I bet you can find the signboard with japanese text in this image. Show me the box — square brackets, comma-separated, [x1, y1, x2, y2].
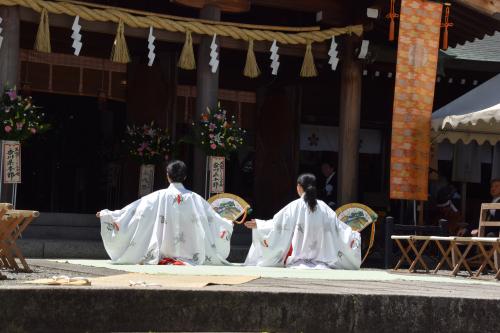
[138, 164, 155, 197]
[2, 141, 21, 184]
[209, 156, 225, 194]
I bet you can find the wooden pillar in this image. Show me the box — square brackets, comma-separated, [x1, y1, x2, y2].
[0, 6, 20, 90]
[193, 5, 221, 196]
[338, 35, 362, 205]
[0, 6, 20, 204]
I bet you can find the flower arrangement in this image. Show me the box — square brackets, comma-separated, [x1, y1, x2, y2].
[0, 86, 49, 141]
[123, 122, 172, 164]
[192, 102, 245, 158]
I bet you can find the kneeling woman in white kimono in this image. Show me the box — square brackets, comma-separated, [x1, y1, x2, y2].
[244, 174, 361, 269]
[97, 160, 233, 265]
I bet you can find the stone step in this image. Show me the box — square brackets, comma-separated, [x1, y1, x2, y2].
[23, 213, 252, 245]
[17, 239, 250, 263]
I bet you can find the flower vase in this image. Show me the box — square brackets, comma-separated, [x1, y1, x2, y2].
[138, 164, 155, 197]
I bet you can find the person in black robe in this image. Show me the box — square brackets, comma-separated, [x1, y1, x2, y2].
[319, 161, 337, 210]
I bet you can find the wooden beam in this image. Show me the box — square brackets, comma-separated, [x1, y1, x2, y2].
[251, 0, 343, 13]
[251, 0, 347, 25]
[172, 0, 250, 13]
[455, 0, 500, 18]
[19, 7, 328, 58]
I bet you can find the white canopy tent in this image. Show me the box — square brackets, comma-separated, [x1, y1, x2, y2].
[431, 73, 500, 219]
[432, 74, 500, 145]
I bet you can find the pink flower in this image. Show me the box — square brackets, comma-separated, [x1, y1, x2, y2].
[209, 123, 216, 130]
[137, 142, 149, 152]
[4, 125, 12, 133]
[30, 128, 37, 134]
[209, 134, 214, 139]
[7, 89, 17, 101]
[16, 122, 24, 130]
[210, 143, 217, 150]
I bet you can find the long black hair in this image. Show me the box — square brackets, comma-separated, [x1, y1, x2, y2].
[297, 173, 318, 212]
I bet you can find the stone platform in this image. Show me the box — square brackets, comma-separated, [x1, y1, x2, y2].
[1, 259, 499, 333]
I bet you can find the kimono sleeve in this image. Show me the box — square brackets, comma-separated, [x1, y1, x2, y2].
[202, 198, 234, 261]
[245, 204, 295, 266]
[325, 207, 362, 269]
[98, 198, 143, 262]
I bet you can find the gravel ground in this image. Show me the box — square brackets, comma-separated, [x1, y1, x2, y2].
[0, 259, 125, 285]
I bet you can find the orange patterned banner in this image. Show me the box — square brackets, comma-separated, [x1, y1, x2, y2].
[390, 0, 443, 201]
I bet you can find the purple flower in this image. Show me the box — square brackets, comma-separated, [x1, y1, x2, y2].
[7, 89, 17, 101]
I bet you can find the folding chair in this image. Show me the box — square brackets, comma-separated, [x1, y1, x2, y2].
[0, 210, 39, 272]
[469, 203, 500, 275]
[0, 203, 14, 271]
[391, 235, 431, 273]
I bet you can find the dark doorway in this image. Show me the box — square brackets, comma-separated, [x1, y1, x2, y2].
[17, 93, 126, 213]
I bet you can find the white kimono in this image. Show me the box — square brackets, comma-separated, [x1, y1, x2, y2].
[245, 198, 361, 269]
[99, 183, 233, 265]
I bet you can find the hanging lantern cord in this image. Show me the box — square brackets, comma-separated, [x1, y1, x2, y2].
[386, 0, 399, 41]
[441, 3, 454, 50]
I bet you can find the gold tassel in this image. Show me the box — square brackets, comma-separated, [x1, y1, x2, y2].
[243, 40, 260, 78]
[300, 42, 317, 78]
[110, 21, 130, 63]
[178, 31, 196, 70]
[34, 8, 51, 53]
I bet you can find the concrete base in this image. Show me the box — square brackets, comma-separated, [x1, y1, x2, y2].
[0, 287, 498, 332]
[1, 260, 500, 332]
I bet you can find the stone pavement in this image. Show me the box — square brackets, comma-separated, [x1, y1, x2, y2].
[1, 259, 499, 332]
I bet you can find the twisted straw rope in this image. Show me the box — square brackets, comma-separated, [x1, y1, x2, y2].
[0, 0, 363, 44]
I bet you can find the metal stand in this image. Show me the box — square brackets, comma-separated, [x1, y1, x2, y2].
[204, 156, 209, 199]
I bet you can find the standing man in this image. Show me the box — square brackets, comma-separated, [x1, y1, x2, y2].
[320, 161, 337, 210]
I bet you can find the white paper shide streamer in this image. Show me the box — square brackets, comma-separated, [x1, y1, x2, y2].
[270, 40, 280, 75]
[328, 36, 339, 71]
[71, 16, 82, 56]
[209, 34, 219, 73]
[358, 40, 370, 59]
[147, 27, 156, 67]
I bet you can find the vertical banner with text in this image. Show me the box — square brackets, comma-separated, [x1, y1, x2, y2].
[2, 141, 22, 184]
[138, 164, 155, 197]
[390, 0, 443, 200]
[209, 156, 225, 194]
